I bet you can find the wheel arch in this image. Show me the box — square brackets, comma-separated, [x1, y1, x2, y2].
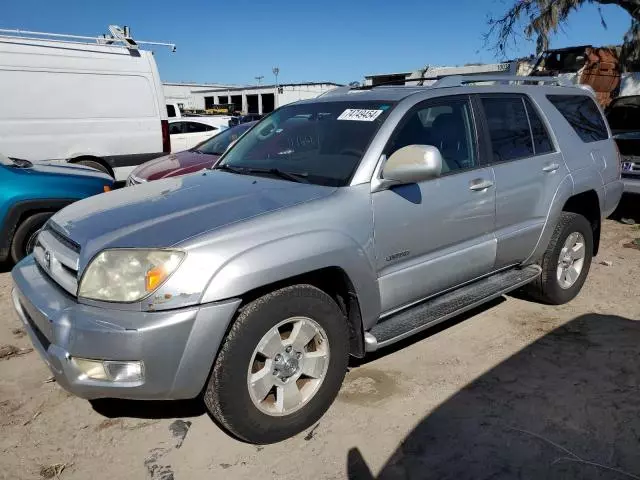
[199, 231, 380, 358]
[68, 155, 114, 178]
[0, 199, 74, 260]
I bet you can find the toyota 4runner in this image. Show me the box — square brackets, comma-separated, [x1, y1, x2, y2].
[11, 76, 623, 444]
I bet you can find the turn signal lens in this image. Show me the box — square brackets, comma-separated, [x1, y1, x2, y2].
[103, 185, 112, 192]
[146, 265, 168, 292]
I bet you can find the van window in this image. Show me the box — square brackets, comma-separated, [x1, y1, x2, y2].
[523, 98, 554, 155]
[0, 71, 157, 119]
[481, 97, 533, 162]
[167, 105, 176, 118]
[547, 95, 608, 142]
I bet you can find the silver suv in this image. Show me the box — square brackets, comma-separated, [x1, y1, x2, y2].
[11, 76, 623, 444]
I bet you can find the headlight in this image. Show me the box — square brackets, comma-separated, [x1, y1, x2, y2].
[78, 249, 184, 302]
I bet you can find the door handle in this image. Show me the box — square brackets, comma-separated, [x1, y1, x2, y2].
[542, 163, 560, 173]
[469, 179, 494, 191]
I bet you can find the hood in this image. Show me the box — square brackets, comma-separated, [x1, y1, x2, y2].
[2, 158, 112, 182]
[50, 171, 336, 266]
[131, 151, 220, 181]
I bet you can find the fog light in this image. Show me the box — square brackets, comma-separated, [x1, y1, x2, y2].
[73, 358, 143, 382]
[104, 361, 144, 382]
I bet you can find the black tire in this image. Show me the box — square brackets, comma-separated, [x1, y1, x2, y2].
[204, 284, 349, 444]
[10, 212, 53, 263]
[76, 159, 111, 176]
[525, 212, 593, 305]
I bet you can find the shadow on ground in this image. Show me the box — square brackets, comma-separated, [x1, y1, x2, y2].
[90, 397, 206, 419]
[348, 313, 640, 480]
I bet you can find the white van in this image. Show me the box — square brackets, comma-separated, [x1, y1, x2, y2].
[0, 27, 173, 180]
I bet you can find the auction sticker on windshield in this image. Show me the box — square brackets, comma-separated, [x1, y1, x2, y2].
[338, 109, 384, 121]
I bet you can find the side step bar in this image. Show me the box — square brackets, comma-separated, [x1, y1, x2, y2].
[365, 265, 541, 352]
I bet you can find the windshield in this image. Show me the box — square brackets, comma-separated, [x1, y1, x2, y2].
[607, 96, 640, 132]
[195, 123, 254, 155]
[218, 100, 396, 186]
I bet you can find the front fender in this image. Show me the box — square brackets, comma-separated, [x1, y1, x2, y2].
[200, 230, 381, 327]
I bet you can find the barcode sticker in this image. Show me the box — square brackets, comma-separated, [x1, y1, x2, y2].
[337, 109, 384, 122]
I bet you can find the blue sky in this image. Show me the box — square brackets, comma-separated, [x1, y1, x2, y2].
[2, 0, 634, 85]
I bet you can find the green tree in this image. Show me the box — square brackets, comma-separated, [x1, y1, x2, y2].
[487, 0, 640, 65]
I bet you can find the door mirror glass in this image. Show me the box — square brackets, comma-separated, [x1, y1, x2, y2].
[382, 145, 443, 184]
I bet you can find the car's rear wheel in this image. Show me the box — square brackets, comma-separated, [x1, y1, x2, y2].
[203, 285, 349, 444]
[76, 159, 111, 177]
[525, 212, 593, 304]
[10, 212, 53, 263]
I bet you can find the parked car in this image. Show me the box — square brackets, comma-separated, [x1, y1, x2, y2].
[11, 77, 622, 444]
[0, 153, 112, 264]
[127, 122, 256, 184]
[0, 26, 172, 181]
[168, 118, 228, 153]
[229, 113, 263, 127]
[605, 95, 640, 195]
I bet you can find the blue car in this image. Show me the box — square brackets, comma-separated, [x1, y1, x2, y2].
[0, 154, 113, 263]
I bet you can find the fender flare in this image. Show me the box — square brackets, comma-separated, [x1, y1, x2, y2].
[200, 230, 381, 328]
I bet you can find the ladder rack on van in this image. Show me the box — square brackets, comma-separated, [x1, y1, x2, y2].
[0, 25, 176, 52]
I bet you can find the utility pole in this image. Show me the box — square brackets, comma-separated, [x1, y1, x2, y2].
[255, 75, 264, 85]
[272, 67, 279, 107]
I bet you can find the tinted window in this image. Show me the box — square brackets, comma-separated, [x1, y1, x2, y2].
[186, 122, 215, 133]
[220, 101, 396, 187]
[167, 104, 176, 118]
[482, 97, 533, 162]
[169, 122, 184, 134]
[524, 98, 554, 155]
[606, 96, 640, 132]
[547, 95, 608, 142]
[388, 98, 476, 173]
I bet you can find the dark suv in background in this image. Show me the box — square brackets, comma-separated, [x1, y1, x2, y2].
[606, 95, 640, 195]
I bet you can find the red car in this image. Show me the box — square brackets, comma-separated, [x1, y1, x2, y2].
[126, 121, 256, 185]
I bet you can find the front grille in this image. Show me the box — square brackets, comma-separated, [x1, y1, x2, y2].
[33, 227, 80, 296]
[47, 224, 80, 252]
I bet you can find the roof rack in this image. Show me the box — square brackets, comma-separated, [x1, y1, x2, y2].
[0, 25, 176, 52]
[431, 75, 571, 88]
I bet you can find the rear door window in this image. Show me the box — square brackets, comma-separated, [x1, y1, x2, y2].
[481, 97, 533, 162]
[167, 104, 176, 118]
[185, 122, 215, 133]
[523, 98, 554, 155]
[547, 95, 608, 142]
[169, 122, 185, 134]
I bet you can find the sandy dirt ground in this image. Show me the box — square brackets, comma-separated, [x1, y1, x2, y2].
[0, 216, 639, 480]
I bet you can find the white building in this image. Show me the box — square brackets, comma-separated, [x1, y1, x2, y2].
[192, 82, 342, 115]
[162, 82, 237, 110]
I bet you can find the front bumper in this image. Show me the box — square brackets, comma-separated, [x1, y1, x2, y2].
[11, 256, 241, 400]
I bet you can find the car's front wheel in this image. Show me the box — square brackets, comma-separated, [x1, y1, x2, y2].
[204, 285, 349, 444]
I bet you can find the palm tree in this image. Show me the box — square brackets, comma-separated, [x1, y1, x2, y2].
[487, 0, 640, 67]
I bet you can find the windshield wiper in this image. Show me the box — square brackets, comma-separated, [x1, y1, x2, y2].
[244, 167, 309, 183]
[213, 164, 309, 183]
[213, 164, 246, 174]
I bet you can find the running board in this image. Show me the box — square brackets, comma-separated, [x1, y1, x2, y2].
[365, 265, 541, 352]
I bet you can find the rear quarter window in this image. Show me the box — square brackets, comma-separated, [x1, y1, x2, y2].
[547, 95, 608, 142]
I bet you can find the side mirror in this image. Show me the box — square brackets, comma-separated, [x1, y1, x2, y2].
[382, 145, 443, 185]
